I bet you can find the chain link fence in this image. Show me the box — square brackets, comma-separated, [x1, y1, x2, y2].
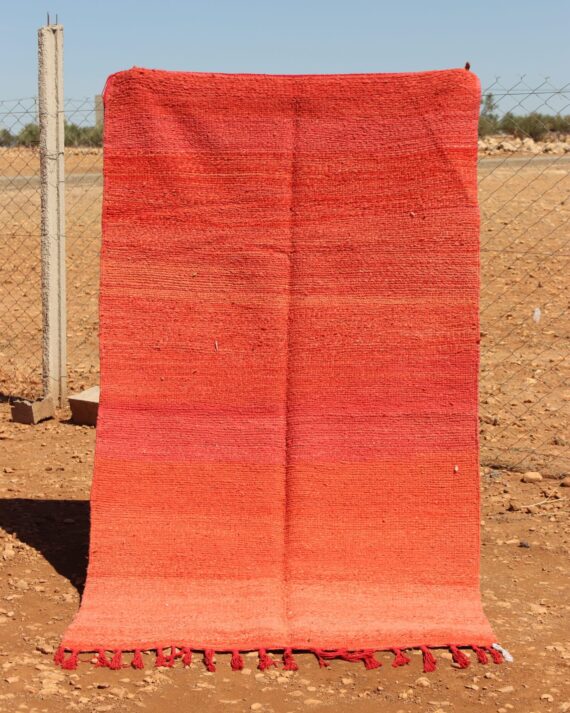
[477, 78, 569, 478]
[0, 97, 42, 399]
[63, 98, 102, 396]
[0, 78, 568, 478]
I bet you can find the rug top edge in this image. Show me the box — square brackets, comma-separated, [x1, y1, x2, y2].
[104, 65, 477, 85]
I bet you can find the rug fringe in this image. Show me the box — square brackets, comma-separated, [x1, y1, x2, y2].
[230, 650, 244, 671]
[486, 645, 504, 664]
[180, 646, 193, 667]
[95, 648, 110, 668]
[203, 649, 216, 672]
[449, 644, 470, 668]
[258, 648, 278, 670]
[54, 646, 79, 670]
[471, 644, 489, 664]
[53, 644, 506, 671]
[132, 649, 144, 669]
[109, 649, 123, 670]
[420, 646, 437, 672]
[391, 648, 411, 667]
[492, 643, 513, 663]
[283, 647, 299, 671]
[313, 648, 382, 669]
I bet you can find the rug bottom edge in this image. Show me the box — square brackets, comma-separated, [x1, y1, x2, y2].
[54, 642, 511, 671]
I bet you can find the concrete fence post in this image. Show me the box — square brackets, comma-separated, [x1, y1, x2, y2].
[38, 24, 66, 406]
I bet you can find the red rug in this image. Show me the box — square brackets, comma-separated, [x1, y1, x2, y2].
[57, 67, 504, 672]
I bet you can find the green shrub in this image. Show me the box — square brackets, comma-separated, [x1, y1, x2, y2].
[16, 123, 40, 147]
[0, 128, 14, 147]
[478, 91, 570, 141]
[479, 93, 499, 137]
[497, 112, 570, 141]
[65, 122, 102, 147]
[499, 112, 547, 141]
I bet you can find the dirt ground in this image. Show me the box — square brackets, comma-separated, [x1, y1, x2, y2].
[0, 404, 568, 712]
[0, 146, 569, 711]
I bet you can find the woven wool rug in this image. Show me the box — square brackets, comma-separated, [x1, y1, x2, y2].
[56, 67, 506, 673]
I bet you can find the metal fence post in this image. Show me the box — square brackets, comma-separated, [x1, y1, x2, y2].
[38, 24, 66, 406]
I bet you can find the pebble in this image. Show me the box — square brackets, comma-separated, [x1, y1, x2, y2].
[529, 603, 547, 614]
[541, 693, 554, 702]
[561, 477, 570, 488]
[250, 704, 263, 711]
[341, 677, 354, 686]
[498, 685, 514, 693]
[109, 686, 127, 698]
[40, 684, 61, 696]
[304, 699, 322, 706]
[415, 677, 431, 687]
[521, 472, 542, 483]
[35, 640, 54, 654]
[2, 546, 15, 560]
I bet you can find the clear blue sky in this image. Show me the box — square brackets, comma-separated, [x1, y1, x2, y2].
[2, 0, 569, 100]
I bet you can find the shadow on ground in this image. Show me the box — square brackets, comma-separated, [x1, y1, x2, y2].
[0, 498, 89, 593]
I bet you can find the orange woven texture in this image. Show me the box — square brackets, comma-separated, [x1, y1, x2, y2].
[62, 68, 496, 653]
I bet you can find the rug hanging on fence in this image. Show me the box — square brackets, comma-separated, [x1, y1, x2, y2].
[56, 67, 507, 673]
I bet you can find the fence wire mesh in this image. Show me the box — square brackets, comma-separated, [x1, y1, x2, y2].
[478, 78, 569, 478]
[63, 97, 102, 396]
[0, 97, 42, 399]
[0, 79, 568, 479]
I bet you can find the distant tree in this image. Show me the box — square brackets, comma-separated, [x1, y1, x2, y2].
[0, 128, 14, 147]
[65, 121, 102, 147]
[478, 93, 499, 137]
[16, 123, 40, 147]
[549, 114, 570, 133]
[499, 112, 547, 142]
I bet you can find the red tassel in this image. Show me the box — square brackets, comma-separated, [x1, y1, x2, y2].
[471, 645, 488, 664]
[157, 645, 179, 667]
[362, 650, 381, 670]
[131, 649, 144, 669]
[180, 647, 192, 667]
[204, 649, 216, 672]
[420, 646, 436, 673]
[109, 650, 122, 670]
[230, 650, 244, 671]
[258, 648, 277, 671]
[486, 646, 503, 664]
[392, 648, 411, 667]
[450, 645, 470, 669]
[313, 650, 331, 668]
[283, 648, 299, 671]
[54, 646, 66, 666]
[95, 649, 110, 668]
[61, 649, 79, 670]
[155, 647, 168, 667]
